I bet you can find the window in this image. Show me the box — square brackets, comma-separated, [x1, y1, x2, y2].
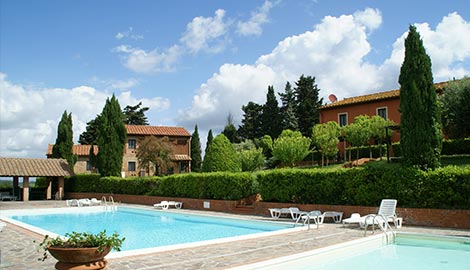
[86, 161, 93, 171]
[128, 139, 137, 149]
[338, 113, 348, 127]
[180, 162, 188, 173]
[128, 161, 136, 172]
[377, 107, 387, 119]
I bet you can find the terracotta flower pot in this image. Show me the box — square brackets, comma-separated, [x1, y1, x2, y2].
[47, 246, 111, 270]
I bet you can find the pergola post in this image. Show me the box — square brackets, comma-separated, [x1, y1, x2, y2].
[13, 176, 19, 199]
[58, 176, 65, 200]
[22, 176, 30, 201]
[46, 177, 52, 200]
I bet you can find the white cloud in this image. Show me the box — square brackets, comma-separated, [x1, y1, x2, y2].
[237, 0, 274, 36]
[178, 10, 470, 133]
[180, 9, 229, 54]
[0, 73, 170, 158]
[115, 27, 143, 40]
[353, 8, 382, 32]
[113, 44, 183, 73]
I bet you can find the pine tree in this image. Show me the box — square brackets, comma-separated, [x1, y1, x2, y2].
[123, 102, 149, 125]
[294, 75, 323, 137]
[279, 81, 298, 131]
[96, 95, 127, 176]
[222, 113, 240, 143]
[399, 25, 442, 169]
[52, 110, 77, 168]
[190, 125, 202, 172]
[78, 116, 101, 145]
[238, 101, 263, 140]
[261, 86, 282, 139]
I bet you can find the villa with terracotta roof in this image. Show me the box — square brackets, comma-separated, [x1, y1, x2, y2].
[318, 80, 451, 156]
[47, 125, 191, 176]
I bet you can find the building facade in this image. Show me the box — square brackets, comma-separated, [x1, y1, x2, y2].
[47, 125, 191, 177]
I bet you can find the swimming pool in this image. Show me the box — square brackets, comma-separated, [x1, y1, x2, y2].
[228, 233, 470, 270]
[0, 206, 295, 257]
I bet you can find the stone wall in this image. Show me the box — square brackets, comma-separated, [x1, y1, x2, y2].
[67, 192, 470, 229]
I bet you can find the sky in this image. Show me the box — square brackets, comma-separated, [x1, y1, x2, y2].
[1, 0, 469, 159]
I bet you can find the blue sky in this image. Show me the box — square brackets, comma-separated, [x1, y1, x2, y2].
[1, 0, 469, 158]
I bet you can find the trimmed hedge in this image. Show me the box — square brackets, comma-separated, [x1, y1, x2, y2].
[393, 138, 470, 157]
[69, 165, 470, 209]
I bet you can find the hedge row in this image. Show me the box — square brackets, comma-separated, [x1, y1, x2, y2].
[393, 138, 470, 157]
[68, 165, 470, 209]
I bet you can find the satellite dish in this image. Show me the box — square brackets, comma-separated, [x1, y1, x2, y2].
[329, 94, 338, 103]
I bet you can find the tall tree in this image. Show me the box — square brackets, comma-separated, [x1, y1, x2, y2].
[190, 125, 202, 172]
[294, 75, 323, 137]
[399, 25, 442, 169]
[78, 116, 100, 145]
[136, 136, 172, 176]
[222, 113, 240, 143]
[202, 134, 241, 172]
[96, 95, 127, 176]
[205, 129, 214, 154]
[122, 102, 149, 125]
[238, 101, 263, 140]
[279, 81, 298, 131]
[439, 77, 470, 139]
[52, 110, 77, 168]
[261, 86, 282, 139]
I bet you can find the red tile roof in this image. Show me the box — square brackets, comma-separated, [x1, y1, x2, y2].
[320, 80, 450, 110]
[126, 125, 191, 137]
[0, 157, 74, 177]
[46, 144, 98, 157]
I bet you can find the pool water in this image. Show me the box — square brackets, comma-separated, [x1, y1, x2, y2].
[6, 207, 291, 251]
[310, 235, 470, 270]
[230, 233, 470, 270]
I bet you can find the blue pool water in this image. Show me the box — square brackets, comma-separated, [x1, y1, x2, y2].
[237, 233, 470, 270]
[7, 207, 291, 251]
[310, 235, 470, 270]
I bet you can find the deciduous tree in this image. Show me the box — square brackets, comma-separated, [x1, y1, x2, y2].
[312, 122, 340, 166]
[136, 136, 172, 176]
[272, 129, 311, 167]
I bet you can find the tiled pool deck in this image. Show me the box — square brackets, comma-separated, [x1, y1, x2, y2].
[1, 201, 469, 269]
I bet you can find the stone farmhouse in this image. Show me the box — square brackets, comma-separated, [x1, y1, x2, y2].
[47, 125, 191, 177]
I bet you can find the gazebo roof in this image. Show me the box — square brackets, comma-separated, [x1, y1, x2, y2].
[0, 157, 74, 177]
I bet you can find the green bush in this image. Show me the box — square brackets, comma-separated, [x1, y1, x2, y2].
[441, 138, 470, 155]
[68, 165, 470, 209]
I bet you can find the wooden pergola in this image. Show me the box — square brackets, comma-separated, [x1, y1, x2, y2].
[0, 157, 74, 201]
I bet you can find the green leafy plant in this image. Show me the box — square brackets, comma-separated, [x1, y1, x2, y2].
[36, 230, 125, 261]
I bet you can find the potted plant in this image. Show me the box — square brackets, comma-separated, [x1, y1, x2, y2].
[36, 230, 125, 270]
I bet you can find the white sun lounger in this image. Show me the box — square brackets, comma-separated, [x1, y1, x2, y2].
[154, 200, 183, 210]
[269, 207, 302, 220]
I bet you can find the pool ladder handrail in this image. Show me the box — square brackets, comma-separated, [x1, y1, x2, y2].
[363, 214, 396, 244]
[102, 195, 117, 211]
[294, 212, 320, 230]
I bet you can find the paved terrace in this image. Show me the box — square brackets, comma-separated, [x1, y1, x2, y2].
[1, 201, 469, 270]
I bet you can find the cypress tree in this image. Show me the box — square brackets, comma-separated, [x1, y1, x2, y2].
[205, 129, 214, 154]
[52, 110, 77, 168]
[279, 81, 298, 131]
[399, 25, 442, 169]
[261, 86, 282, 139]
[96, 95, 127, 176]
[294, 75, 323, 137]
[190, 125, 202, 172]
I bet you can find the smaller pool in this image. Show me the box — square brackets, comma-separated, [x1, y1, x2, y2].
[1, 206, 295, 256]
[229, 233, 470, 270]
